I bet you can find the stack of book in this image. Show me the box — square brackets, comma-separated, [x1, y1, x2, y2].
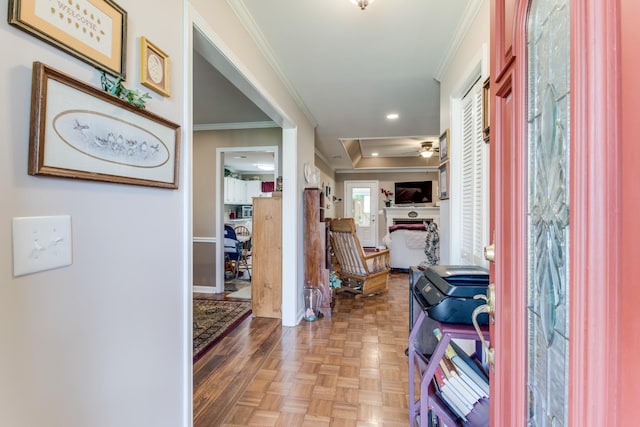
[430, 328, 490, 424]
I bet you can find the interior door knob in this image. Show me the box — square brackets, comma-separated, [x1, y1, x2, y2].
[484, 243, 495, 262]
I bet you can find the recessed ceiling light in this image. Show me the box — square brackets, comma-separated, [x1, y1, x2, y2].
[371, 152, 379, 156]
[255, 164, 274, 171]
[386, 113, 399, 120]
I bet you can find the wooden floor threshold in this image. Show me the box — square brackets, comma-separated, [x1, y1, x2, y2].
[193, 316, 282, 426]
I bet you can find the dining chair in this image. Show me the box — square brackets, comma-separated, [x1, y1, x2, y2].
[224, 224, 241, 279]
[234, 225, 252, 279]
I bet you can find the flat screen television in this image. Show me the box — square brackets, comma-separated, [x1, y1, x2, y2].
[394, 181, 433, 205]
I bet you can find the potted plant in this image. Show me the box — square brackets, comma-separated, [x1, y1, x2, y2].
[381, 188, 393, 207]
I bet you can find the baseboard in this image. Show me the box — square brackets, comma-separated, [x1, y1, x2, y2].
[193, 285, 217, 294]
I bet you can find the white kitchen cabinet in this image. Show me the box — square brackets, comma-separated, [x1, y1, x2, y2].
[245, 180, 262, 203]
[224, 177, 247, 204]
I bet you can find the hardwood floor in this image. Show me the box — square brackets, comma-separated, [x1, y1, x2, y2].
[193, 272, 412, 426]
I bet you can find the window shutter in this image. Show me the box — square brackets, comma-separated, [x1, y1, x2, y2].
[460, 78, 485, 265]
[472, 87, 485, 265]
[461, 93, 474, 263]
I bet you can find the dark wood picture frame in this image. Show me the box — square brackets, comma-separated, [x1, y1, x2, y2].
[29, 61, 181, 189]
[8, 0, 127, 78]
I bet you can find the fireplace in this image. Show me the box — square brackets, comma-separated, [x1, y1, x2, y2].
[384, 206, 440, 229]
[393, 218, 434, 225]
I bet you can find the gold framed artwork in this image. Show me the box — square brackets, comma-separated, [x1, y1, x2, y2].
[29, 62, 181, 189]
[8, 0, 127, 78]
[140, 37, 170, 97]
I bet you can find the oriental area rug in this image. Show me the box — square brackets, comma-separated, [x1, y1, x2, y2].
[193, 299, 252, 362]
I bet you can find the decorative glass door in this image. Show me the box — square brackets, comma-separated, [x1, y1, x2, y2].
[526, 0, 570, 425]
[344, 180, 378, 247]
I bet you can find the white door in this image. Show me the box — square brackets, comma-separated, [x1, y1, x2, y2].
[344, 180, 378, 247]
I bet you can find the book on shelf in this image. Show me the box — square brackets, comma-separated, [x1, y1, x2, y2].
[449, 367, 484, 404]
[450, 339, 490, 382]
[440, 358, 477, 408]
[437, 361, 476, 414]
[433, 328, 490, 396]
[434, 389, 469, 423]
[433, 364, 473, 418]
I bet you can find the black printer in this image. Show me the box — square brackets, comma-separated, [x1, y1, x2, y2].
[413, 265, 490, 325]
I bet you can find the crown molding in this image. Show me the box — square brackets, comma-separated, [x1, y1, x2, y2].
[313, 149, 336, 171]
[434, 0, 484, 82]
[193, 121, 279, 131]
[335, 167, 439, 174]
[228, 0, 318, 128]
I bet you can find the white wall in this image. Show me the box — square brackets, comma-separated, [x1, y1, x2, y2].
[0, 1, 188, 426]
[189, 0, 317, 326]
[437, 0, 490, 264]
[1, 0, 318, 425]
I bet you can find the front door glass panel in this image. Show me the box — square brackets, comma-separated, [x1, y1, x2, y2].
[351, 187, 371, 228]
[526, 0, 570, 425]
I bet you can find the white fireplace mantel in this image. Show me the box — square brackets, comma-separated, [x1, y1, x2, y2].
[383, 206, 440, 228]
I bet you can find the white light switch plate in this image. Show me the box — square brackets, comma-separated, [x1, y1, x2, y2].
[12, 215, 73, 276]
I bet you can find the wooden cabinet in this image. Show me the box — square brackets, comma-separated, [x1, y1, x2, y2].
[303, 188, 331, 315]
[251, 196, 282, 318]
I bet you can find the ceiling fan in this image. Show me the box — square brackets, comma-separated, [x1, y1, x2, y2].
[417, 141, 439, 158]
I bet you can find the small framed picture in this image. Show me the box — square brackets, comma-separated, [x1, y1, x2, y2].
[140, 37, 170, 96]
[439, 129, 450, 162]
[439, 162, 449, 200]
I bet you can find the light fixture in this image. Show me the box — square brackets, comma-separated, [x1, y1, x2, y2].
[418, 142, 438, 158]
[350, 0, 375, 10]
[386, 113, 399, 120]
[256, 163, 274, 171]
[371, 152, 379, 156]
[419, 148, 434, 158]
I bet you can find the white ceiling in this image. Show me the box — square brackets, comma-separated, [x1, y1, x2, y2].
[193, 0, 479, 171]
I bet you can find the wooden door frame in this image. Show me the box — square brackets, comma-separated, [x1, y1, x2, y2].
[490, 0, 621, 425]
[619, 2, 640, 424]
[569, 0, 620, 425]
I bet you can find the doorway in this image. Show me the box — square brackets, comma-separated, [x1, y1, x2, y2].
[344, 180, 380, 247]
[216, 146, 279, 295]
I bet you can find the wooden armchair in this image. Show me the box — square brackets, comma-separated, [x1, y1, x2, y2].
[329, 218, 390, 296]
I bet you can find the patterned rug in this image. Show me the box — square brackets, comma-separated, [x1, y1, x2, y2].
[193, 299, 252, 362]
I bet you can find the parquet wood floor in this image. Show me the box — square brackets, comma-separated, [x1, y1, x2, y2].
[193, 272, 411, 427]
